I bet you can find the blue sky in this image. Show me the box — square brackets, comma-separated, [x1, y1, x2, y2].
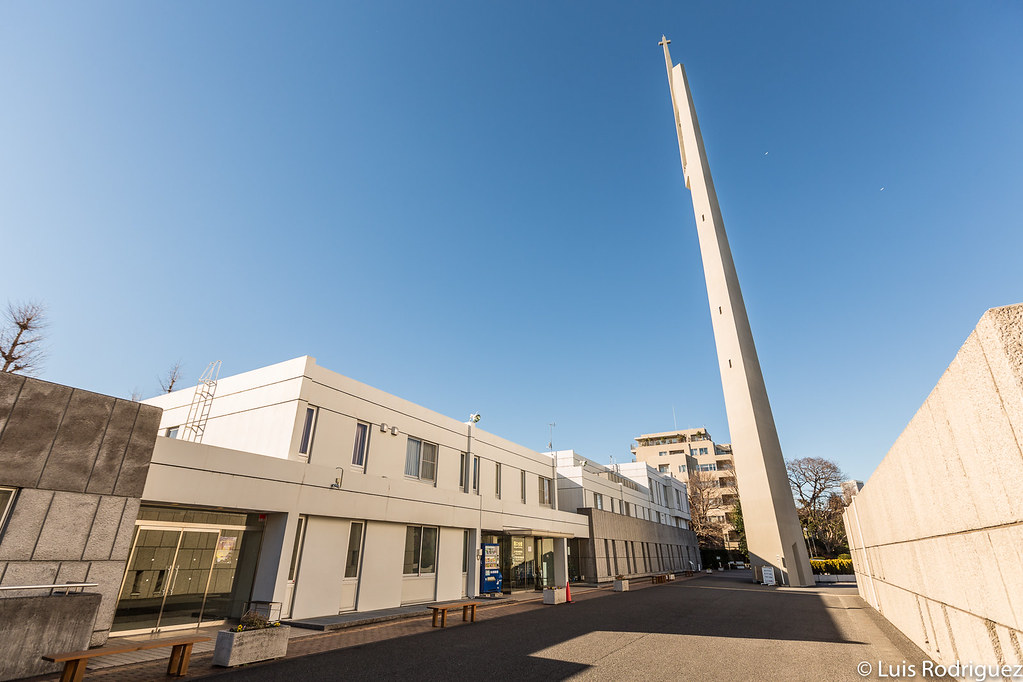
[2, 2, 1021, 482]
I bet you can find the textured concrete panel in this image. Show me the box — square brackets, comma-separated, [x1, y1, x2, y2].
[55, 561, 91, 585]
[0, 380, 71, 487]
[83, 496, 127, 561]
[111, 498, 141, 559]
[37, 391, 116, 493]
[0, 561, 60, 592]
[33, 492, 99, 561]
[86, 400, 139, 495]
[845, 304, 1023, 671]
[0, 593, 101, 680]
[0, 489, 53, 561]
[112, 404, 161, 498]
[0, 372, 26, 437]
[85, 560, 130, 638]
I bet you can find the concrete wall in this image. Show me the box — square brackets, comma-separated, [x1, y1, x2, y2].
[844, 304, 1023, 670]
[0, 593, 101, 680]
[0, 373, 161, 647]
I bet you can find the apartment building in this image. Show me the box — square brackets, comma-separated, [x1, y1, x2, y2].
[632, 428, 741, 550]
[111, 357, 588, 636]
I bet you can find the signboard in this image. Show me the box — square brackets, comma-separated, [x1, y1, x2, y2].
[761, 566, 776, 586]
[480, 543, 503, 594]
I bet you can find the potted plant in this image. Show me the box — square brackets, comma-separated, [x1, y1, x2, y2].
[542, 585, 567, 605]
[613, 575, 629, 592]
[213, 610, 290, 667]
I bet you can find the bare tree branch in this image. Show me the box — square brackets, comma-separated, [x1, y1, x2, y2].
[787, 456, 848, 557]
[158, 361, 184, 393]
[0, 301, 47, 375]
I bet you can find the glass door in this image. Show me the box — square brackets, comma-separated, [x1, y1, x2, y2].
[113, 527, 221, 634]
[158, 530, 219, 629]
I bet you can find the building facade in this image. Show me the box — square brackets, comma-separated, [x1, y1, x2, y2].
[112, 357, 588, 636]
[632, 429, 741, 550]
[554, 451, 700, 582]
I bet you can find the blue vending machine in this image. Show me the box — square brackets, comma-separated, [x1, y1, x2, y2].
[480, 543, 503, 595]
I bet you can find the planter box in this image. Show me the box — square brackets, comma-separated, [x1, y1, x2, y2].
[543, 588, 567, 605]
[213, 625, 290, 667]
[613, 579, 629, 592]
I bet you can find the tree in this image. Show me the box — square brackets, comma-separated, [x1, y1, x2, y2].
[787, 456, 849, 558]
[159, 361, 184, 393]
[727, 498, 748, 556]
[687, 470, 732, 548]
[0, 301, 47, 375]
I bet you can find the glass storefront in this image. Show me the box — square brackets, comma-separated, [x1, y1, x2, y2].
[482, 533, 557, 592]
[111, 506, 263, 635]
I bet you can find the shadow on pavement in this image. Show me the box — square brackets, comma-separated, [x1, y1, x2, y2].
[206, 571, 864, 681]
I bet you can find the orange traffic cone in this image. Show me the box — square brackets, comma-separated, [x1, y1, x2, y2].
[566, 580, 573, 604]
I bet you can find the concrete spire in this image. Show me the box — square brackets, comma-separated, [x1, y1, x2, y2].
[659, 38, 813, 586]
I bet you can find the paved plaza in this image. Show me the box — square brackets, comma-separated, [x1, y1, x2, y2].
[34, 571, 932, 682]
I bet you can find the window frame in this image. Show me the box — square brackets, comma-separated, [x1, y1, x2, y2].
[471, 455, 480, 494]
[495, 463, 501, 499]
[593, 492, 603, 510]
[521, 470, 527, 503]
[298, 406, 318, 457]
[164, 426, 179, 439]
[344, 521, 365, 578]
[403, 525, 439, 576]
[405, 437, 438, 483]
[352, 422, 370, 468]
[538, 476, 552, 507]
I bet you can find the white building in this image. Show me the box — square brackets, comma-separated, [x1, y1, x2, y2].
[554, 451, 700, 582]
[112, 357, 587, 635]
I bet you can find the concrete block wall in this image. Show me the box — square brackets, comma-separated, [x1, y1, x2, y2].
[584, 509, 699, 582]
[844, 304, 1023, 670]
[0, 373, 162, 646]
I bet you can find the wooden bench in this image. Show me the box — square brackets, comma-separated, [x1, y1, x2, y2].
[430, 602, 480, 628]
[43, 634, 210, 682]
[652, 574, 669, 584]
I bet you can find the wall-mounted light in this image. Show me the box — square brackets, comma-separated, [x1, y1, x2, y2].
[379, 423, 388, 432]
[390, 426, 399, 436]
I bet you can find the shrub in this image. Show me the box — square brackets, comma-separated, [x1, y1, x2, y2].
[810, 559, 854, 575]
[837, 553, 851, 561]
[236, 610, 281, 631]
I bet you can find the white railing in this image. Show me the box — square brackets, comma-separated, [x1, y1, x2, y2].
[0, 583, 98, 596]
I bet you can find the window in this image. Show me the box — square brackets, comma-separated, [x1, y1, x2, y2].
[623, 501, 630, 516]
[299, 407, 318, 456]
[538, 476, 552, 506]
[658, 451, 667, 457]
[521, 470, 527, 503]
[344, 522, 364, 578]
[352, 422, 370, 467]
[658, 464, 669, 473]
[495, 463, 502, 499]
[0, 487, 16, 535]
[678, 464, 687, 473]
[593, 492, 603, 510]
[405, 438, 437, 482]
[459, 453, 468, 492]
[472, 455, 480, 494]
[700, 447, 709, 456]
[164, 427, 179, 439]
[403, 525, 438, 575]
[288, 516, 307, 582]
